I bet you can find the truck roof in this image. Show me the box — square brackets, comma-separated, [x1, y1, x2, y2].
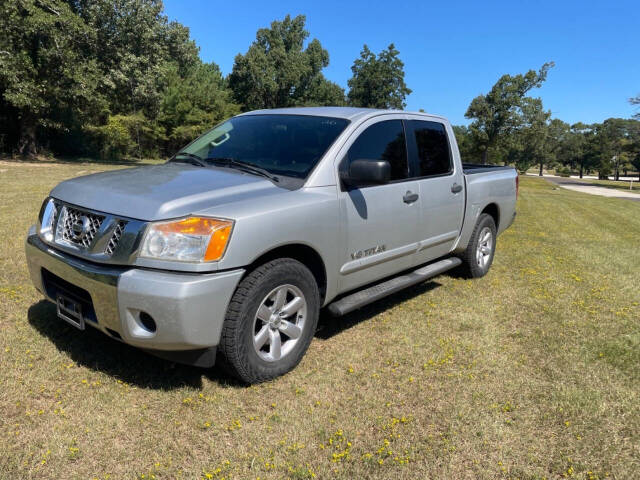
[238, 106, 447, 123]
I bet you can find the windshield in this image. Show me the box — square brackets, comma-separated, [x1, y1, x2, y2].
[177, 114, 350, 179]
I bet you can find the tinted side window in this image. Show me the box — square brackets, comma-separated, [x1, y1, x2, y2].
[347, 120, 408, 181]
[411, 121, 452, 177]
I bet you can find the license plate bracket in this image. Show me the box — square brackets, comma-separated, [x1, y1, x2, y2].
[56, 293, 85, 330]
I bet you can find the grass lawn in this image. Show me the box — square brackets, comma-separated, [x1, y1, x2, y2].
[1, 160, 638, 479]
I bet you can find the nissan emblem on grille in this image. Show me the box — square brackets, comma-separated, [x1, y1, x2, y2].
[51, 202, 130, 257]
[71, 216, 91, 241]
[57, 205, 105, 248]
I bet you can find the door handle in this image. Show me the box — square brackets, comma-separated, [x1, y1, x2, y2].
[403, 191, 419, 204]
[451, 183, 463, 194]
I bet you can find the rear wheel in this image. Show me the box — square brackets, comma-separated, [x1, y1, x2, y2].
[460, 213, 497, 278]
[218, 258, 319, 383]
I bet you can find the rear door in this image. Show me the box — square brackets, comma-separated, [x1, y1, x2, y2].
[336, 117, 420, 293]
[406, 118, 465, 264]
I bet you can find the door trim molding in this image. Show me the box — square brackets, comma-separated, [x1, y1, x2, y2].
[340, 242, 417, 275]
[339, 230, 460, 276]
[417, 230, 459, 252]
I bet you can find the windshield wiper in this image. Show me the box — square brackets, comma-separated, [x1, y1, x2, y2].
[206, 157, 280, 183]
[170, 152, 208, 168]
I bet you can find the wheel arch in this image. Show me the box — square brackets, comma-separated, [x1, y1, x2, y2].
[480, 203, 500, 230]
[245, 243, 328, 304]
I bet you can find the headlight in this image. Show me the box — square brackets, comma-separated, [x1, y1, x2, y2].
[140, 217, 233, 263]
[38, 198, 57, 242]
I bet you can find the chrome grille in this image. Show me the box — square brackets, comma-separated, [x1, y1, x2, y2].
[105, 221, 127, 255]
[44, 199, 143, 264]
[50, 201, 59, 222]
[58, 206, 105, 248]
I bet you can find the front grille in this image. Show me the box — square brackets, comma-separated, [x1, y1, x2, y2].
[105, 220, 127, 255]
[58, 205, 104, 248]
[45, 199, 142, 262]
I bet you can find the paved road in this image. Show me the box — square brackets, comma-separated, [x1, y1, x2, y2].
[540, 175, 640, 202]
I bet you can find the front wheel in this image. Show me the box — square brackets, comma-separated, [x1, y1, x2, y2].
[218, 258, 319, 383]
[460, 213, 497, 278]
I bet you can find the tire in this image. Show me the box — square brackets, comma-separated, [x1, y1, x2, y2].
[218, 258, 320, 383]
[460, 213, 497, 278]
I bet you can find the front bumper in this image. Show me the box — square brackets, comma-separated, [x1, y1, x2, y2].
[25, 232, 244, 358]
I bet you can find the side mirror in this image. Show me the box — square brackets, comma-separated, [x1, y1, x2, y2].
[344, 159, 391, 187]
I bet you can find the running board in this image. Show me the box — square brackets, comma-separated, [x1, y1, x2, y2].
[326, 257, 462, 317]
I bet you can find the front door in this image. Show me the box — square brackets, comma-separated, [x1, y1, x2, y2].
[337, 118, 420, 293]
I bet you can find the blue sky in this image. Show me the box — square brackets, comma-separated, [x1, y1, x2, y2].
[163, 0, 640, 125]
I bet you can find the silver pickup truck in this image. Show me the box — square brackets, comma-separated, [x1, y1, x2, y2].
[25, 107, 517, 383]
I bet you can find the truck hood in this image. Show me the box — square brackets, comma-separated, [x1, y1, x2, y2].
[50, 163, 283, 221]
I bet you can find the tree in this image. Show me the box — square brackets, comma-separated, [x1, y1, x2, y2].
[0, 0, 102, 156]
[595, 119, 635, 180]
[626, 97, 640, 179]
[159, 62, 240, 152]
[347, 44, 411, 109]
[86, 112, 165, 159]
[631, 94, 640, 120]
[228, 15, 344, 110]
[453, 125, 483, 162]
[625, 120, 640, 180]
[293, 75, 346, 107]
[629, 150, 640, 181]
[574, 119, 631, 180]
[0, 0, 207, 157]
[501, 98, 553, 174]
[73, 0, 200, 118]
[544, 118, 571, 175]
[464, 63, 554, 164]
[560, 123, 592, 178]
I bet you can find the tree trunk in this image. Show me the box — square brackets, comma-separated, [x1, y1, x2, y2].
[18, 115, 38, 157]
[539, 161, 543, 176]
[481, 149, 488, 165]
[579, 161, 583, 178]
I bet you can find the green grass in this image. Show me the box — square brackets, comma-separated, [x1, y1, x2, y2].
[1, 160, 639, 479]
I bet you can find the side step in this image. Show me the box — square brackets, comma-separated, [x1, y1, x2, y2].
[326, 257, 462, 317]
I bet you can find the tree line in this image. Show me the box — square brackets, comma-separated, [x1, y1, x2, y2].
[0, 3, 409, 159]
[458, 63, 640, 179]
[1, 1, 639, 179]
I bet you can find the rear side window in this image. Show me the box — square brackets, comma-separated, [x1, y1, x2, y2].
[347, 120, 408, 181]
[410, 120, 452, 177]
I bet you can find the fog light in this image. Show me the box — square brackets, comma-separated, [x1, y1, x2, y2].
[138, 312, 157, 333]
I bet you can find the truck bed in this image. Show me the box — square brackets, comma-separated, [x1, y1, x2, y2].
[456, 162, 518, 252]
[463, 163, 515, 174]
